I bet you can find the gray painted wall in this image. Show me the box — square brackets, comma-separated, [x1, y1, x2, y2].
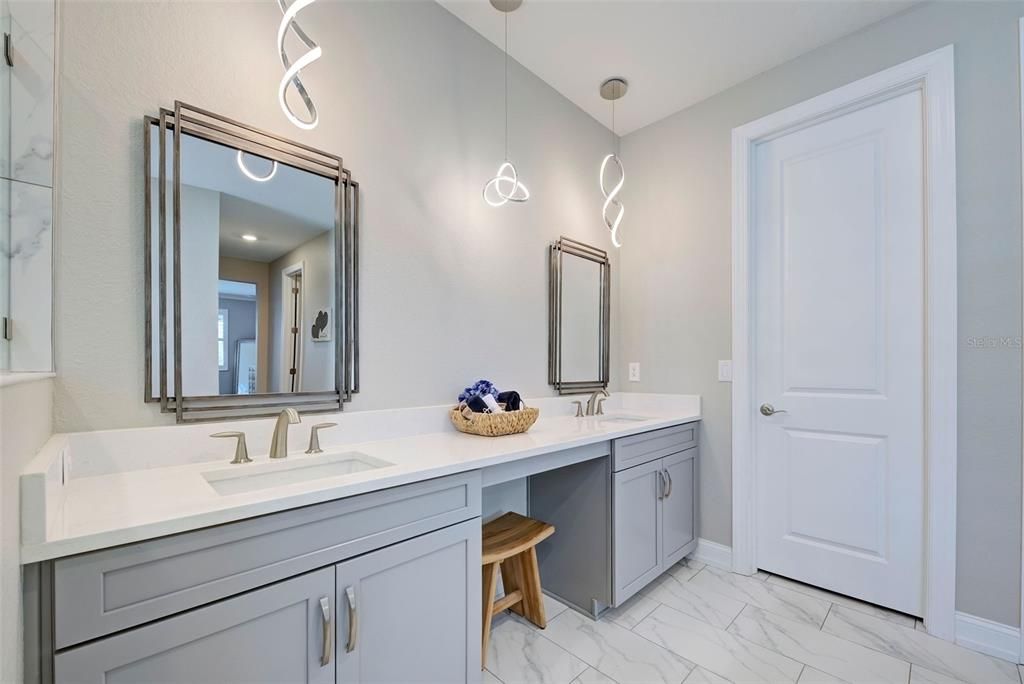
[619, 0, 1024, 625]
[54, 0, 621, 431]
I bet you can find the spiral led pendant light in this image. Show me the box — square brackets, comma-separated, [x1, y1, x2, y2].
[483, 0, 529, 206]
[277, 0, 321, 130]
[600, 78, 627, 247]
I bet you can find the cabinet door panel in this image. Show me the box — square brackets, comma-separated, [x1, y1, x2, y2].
[336, 518, 481, 683]
[54, 567, 334, 684]
[662, 449, 697, 566]
[613, 459, 662, 605]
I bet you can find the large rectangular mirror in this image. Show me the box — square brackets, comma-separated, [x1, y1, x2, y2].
[145, 102, 358, 422]
[549, 237, 610, 394]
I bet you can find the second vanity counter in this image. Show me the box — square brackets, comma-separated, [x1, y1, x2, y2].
[21, 393, 701, 563]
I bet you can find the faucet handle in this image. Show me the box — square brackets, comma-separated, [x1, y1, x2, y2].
[211, 431, 252, 464]
[596, 397, 607, 415]
[306, 422, 338, 454]
[571, 400, 584, 418]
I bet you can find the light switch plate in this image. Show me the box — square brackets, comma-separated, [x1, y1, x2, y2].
[718, 360, 733, 382]
[628, 362, 640, 382]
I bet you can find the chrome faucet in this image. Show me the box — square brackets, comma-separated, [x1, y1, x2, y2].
[585, 389, 610, 416]
[269, 408, 301, 459]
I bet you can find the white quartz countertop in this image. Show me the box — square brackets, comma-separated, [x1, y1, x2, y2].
[21, 395, 700, 563]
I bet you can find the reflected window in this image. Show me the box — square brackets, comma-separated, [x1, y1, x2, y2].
[217, 309, 228, 371]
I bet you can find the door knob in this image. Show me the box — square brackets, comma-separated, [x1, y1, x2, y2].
[759, 403, 787, 417]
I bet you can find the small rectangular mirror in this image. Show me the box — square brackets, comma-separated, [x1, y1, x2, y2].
[549, 237, 610, 394]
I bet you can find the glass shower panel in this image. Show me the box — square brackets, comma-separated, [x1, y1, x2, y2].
[0, 1, 10, 369]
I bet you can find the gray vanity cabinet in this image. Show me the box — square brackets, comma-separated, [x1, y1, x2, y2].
[335, 519, 481, 683]
[53, 567, 336, 684]
[31, 472, 483, 684]
[612, 422, 699, 606]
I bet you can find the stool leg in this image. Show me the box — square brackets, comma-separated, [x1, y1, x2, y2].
[481, 562, 499, 670]
[519, 547, 548, 629]
[499, 555, 526, 618]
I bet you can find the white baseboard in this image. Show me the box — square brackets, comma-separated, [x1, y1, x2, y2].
[954, 612, 1021, 663]
[691, 538, 732, 570]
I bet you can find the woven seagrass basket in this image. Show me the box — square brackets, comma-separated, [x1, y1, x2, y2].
[449, 403, 540, 437]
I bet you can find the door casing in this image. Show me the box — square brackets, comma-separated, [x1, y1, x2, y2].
[731, 46, 958, 640]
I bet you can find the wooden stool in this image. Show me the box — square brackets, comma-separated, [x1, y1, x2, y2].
[481, 512, 555, 668]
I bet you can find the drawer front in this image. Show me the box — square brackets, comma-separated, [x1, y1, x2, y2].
[612, 422, 698, 472]
[54, 471, 481, 649]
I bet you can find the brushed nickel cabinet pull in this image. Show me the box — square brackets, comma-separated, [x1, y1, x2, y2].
[4, 33, 12, 68]
[319, 596, 332, 666]
[345, 585, 358, 653]
[664, 469, 673, 498]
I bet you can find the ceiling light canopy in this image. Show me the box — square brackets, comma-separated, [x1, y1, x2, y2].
[600, 77, 627, 247]
[241, 234, 259, 242]
[482, 0, 529, 206]
[277, 0, 321, 130]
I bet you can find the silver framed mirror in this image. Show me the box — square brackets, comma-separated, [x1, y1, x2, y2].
[549, 236, 610, 395]
[144, 102, 359, 422]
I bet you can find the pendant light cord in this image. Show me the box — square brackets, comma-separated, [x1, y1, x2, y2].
[612, 98, 616, 153]
[504, 12, 509, 160]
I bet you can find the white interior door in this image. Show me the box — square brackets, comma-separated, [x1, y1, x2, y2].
[753, 89, 925, 616]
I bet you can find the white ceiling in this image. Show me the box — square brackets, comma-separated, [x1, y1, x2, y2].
[438, 0, 917, 135]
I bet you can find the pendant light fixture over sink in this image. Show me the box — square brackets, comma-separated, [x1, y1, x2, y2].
[600, 78, 627, 247]
[277, 0, 321, 130]
[483, 0, 529, 207]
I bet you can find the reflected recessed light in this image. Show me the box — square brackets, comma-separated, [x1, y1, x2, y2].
[241, 234, 259, 242]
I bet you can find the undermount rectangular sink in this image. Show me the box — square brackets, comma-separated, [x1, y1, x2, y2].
[597, 415, 653, 423]
[202, 452, 393, 496]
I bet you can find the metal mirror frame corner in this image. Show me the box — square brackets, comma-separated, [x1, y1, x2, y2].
[144, 101, 359, 423]
[548, 236, 610, 396]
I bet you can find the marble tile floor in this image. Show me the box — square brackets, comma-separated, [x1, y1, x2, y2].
[484, 560, 1020, 684]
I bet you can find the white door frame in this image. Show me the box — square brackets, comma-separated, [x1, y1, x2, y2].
[280, 261, 304, 392]
[731, 46, 958, 639]
[1018, 16, 1024, 665]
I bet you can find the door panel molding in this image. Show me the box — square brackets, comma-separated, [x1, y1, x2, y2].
[731, 45, 957, 639]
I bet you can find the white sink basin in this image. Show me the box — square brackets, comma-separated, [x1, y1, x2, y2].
[202, 452, 393, 496]
[596, 414, 653, 423]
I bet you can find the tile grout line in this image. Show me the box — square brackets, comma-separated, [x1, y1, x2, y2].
[820, 603, 834, 631]
[624, 615, 700, 677]
[632, 599, 806, 684]
[768, 575, 917, 629]
[817, 607, 962, 681]
[493, 608, 593, 679]
[623, 597, 663, 633]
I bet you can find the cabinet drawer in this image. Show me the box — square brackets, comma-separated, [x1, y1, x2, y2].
[612, 422, 698, 472]
[53, 471, 481, 649]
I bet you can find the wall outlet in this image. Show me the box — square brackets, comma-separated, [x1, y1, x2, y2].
[628, 362, 641, 382]
[718, 360, 733, 382]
